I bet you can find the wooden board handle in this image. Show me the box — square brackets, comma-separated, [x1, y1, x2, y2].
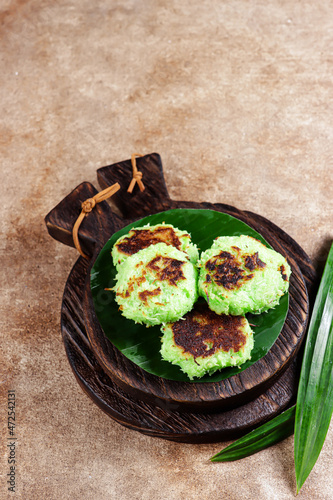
[44, 153, 173, 258]
[45, 182, 123, 259]
[97, 152, 172, 218]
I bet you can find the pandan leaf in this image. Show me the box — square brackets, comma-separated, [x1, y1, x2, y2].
[294, 242, 333, 493]
[210, 405, 295, 462]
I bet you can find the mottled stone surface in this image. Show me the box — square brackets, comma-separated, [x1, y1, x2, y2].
[1, 1, 332, 499]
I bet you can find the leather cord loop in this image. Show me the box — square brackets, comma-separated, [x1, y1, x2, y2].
[73, 182, 120, 259]
[127, 153, 145, 193]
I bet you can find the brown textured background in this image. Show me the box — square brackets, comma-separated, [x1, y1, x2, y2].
[1, 1, 333, 499]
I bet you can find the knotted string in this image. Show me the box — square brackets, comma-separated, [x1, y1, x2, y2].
[73, 182, 120, 259]
[127, 153, 145, 193]
[73, 153, 145, 257]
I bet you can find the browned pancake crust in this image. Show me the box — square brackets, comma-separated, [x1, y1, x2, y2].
[147, 255, 185, 286]
[170, 302, 248, 359]
[205, 249, 266, 290]
[116, 254, 186, 302]
[115, 226, 185, 257]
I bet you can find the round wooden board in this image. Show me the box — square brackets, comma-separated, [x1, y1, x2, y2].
[62, 256, 299, 443]
[83, 202, 311, 413]
[46, 153, 317, 442]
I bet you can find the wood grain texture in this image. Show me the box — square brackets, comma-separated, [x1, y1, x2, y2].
[45, 182, 122, 257]
[46, 153, 317, 439]
[97, 153, 172, 218]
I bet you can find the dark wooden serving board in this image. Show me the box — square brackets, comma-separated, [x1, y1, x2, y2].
[62, 255, 300, 443]
[45, 153, 317, 442]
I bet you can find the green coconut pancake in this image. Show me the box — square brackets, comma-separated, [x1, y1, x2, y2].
[198, 235, 291, 316]
[114, 242, 198, 326]
[112, 223, 199, 269]
[160, 301, 254, 379]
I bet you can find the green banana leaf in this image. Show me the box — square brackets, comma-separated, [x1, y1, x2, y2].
[90, 208, 289, 383]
